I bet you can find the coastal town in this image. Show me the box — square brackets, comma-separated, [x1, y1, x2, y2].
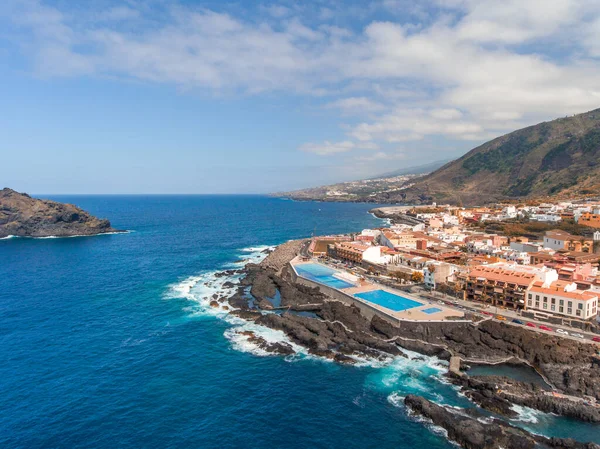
[296, 199, 600, 342]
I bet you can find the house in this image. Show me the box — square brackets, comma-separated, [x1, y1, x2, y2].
[577, 212, 600, 229]
[526, 281, 598, 320]
[423, 262, 460, 289]
[543, 230, 593, 252]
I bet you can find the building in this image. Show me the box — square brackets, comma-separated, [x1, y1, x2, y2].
[310, 236, 351, 255]
[527, 281, 598, 320]
[423, 262, 460, 289]
[578, 212, 600, 229]
[463, 264, 558, 310]
[329, 242, 370, 263]
[543, 230, 593, 252]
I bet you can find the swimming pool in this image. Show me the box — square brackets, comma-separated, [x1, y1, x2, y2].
[294, 263, 355, 290]
[421, 307, 443, 315]
[354, 289, 422, 312]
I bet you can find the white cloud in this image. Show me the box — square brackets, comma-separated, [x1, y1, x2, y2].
[299, 140, 379, 156]
[355, 151, 405, 162]
[299, 140, 356, 156]
[4, 0, 600, 161]
[324, 96, 385, 113]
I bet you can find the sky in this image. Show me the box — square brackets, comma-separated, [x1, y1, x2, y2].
[1, 0, 600, 194]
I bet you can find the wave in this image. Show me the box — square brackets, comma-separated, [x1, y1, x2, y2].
[0, 230, 132, 240]
[223, 321, 308, 360]
[510, 404, 541, 424]
[224, 245, 276, 268]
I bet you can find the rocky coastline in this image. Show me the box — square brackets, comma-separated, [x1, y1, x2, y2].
[213, 239, 600, 448]
[0, 188, 123, 238]
[404, 395, 600, 449]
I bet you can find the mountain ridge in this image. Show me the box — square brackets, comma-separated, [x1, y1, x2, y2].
[279, 107, 600, 205]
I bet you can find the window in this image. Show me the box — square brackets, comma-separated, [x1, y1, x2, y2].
[551, 305, 555, 311]
[543, 303, 547, 309]
[559, 306, 564, 313]
[528, 300, 532, 306]
[528, 293, 532, 299]
[535, 302, 540, 308]
[568, 301, 572, 308]
[559, 299, 564, 306]
[536, 295, 540, 300]
[576, 309, 581, 316]
[551, 298, 555, 304]
[543, 296, 547, 302]
[568, 308, 572, 315]
[578, 303, 583, 310]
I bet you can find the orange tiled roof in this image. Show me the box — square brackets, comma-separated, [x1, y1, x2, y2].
[468, 266, 537, 285]
[529, 281, 598, 301]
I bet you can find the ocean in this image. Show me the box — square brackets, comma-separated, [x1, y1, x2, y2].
[1, 195, 598, 448]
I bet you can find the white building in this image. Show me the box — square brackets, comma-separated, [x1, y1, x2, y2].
[423, 262, 460, 289]
[527, 281, 598, 320]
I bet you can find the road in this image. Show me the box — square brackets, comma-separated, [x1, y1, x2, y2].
[418, 289, 600, 345]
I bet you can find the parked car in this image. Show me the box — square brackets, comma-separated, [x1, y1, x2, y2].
[592, 336, 600, 343]
[556, 329, 569, 336]
[496, 315, 506, 321]
[571, 333, 585, 339]
[512, 319, 524, 325]
[482, 311, 493, 316]
[526, 322, 536, 328]
[539, 325, 552, 331]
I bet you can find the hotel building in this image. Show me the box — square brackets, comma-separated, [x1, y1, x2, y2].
[527, 281, 598, 320]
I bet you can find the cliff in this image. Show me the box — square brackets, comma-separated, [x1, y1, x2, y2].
[0, 188, 122, 238]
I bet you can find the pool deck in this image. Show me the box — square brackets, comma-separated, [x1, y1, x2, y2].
[291, 259, 464, 322]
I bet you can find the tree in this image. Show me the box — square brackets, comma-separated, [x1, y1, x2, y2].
[411, 271, 424, 283]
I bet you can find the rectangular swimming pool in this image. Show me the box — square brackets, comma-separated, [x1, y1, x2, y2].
[294, 263, 355, 290]
[421, 307, 443, 315]
[354, 289, 422, 312]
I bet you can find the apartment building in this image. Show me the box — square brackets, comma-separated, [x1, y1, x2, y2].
[527, 281, 598, 320]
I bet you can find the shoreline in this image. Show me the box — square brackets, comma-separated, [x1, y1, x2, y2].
[0, 230, 131, 240]
[213, 238, 600, 448]
[173, 237, 600, 448]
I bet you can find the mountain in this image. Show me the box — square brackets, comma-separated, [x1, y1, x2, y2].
[275, 161, 443, 202]
[279, 108, 600, 205]
[372, 159, 451, 179]
[392, 108, 600, 205]
[0, 188, 122, 238]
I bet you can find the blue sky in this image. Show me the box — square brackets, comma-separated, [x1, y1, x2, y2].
[1, 0, 600, 193]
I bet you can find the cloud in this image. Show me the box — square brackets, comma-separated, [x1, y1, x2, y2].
[299, 140, 379, 156]
[3, 0, 600, 162]
[324, 96, 386, 113]
[355, 151, 405, 162]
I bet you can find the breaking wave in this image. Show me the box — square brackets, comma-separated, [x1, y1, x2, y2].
[0, 231, 132, 240]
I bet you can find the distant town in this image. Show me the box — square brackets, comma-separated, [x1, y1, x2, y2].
[303, 199, 600, 338]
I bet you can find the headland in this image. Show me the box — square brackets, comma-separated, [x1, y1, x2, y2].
[0, 188, 123, 239]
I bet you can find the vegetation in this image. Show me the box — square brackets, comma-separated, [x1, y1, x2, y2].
[411, 271, 424, 283]
[475, 219, 595, 239]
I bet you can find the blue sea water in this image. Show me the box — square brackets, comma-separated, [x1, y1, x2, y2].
[1, 195, 598, 448]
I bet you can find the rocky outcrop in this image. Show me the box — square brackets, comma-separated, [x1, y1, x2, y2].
[235, 331, 295, 356]
[452, 375, 600, 423]
[404, 395, 600, 449]
[0, 188, 122, 238]
[370, 317, 600, 401]
[259, 239, 306, 272]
